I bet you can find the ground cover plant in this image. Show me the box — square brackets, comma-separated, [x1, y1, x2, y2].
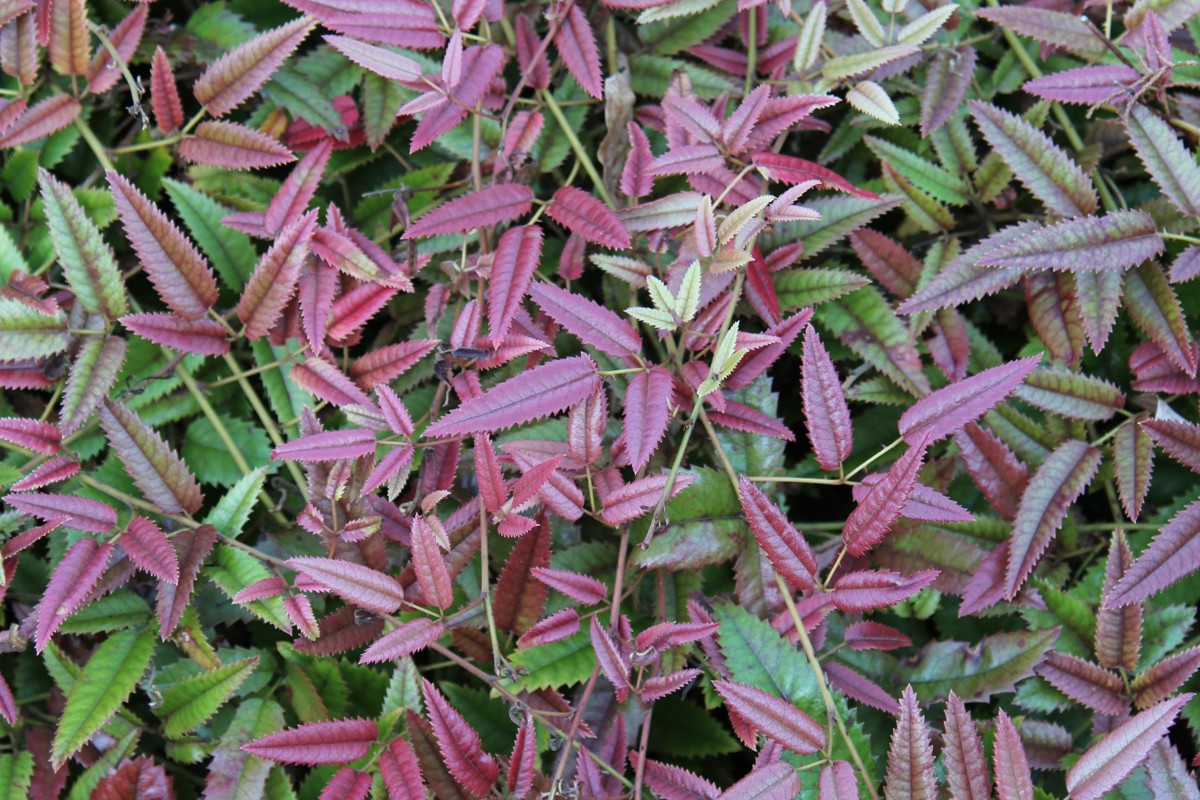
[4, 0, 1200, 797]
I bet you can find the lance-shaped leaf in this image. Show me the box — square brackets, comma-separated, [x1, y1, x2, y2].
[1124, 262, 1198, 377]
[6, 492, 116, 532]
[1126, 104, 1200, 217]
[47, 0, 87, 75]
[1144, 741, 1200, 800]
[179, 121, 296, 169]
[977, 6, 1104, 56]
[830, 569, 939, 612]
[738, 478, 817, 591]
[1142, 418, 1200, 473]
[1028, 271, 1087, 366]
[528, 282, 642, 359]
[968, 101, 1097, 217]
[291, 355, 372, 407]
[38, 169, 126, 318]
[288, 556, 405, 614]
[403, 184, 533, 239]
[120, 516, 179, 583]
[717, 762, 802, 800]
[843, 435, 930, 557]
[35, 538, 112, 652]
[120, 312, 230, 356]
[643, 757, 719, 800]
[150, 46, 184, 133]
[0, 298, 69, 360]
[159, 656, 258, 737]
[10, 455, 77, 492]
[359, 618, 445, 664]
[237, 210, 317, 339]
[801, 325, 852, 471]
[555, 2, 602, 98]
[844, 621, 912, 652]
[0, 93, 79, 148]
[51, 628, 155, 768]
[817, 761, 857, 800]
[547, 186, 630, 249]
[623, 367, 673, 472]
[993, 711, 1035, 800]
[601, 471, 695, 526]
[157, 525, 216, 638]
[1024, 65, 1141, 105]
[424, 355, 600, 438]
[1074, 270, 1123, 354]
[922, 46, 976, 137]
[1015, 367, 1126, 421]
[531, 567, 607, 605]
[350, 340, 439, 390]
[589, 616, 631, 701]
[193, 16, 315, 116]
[410, 516, 453, 610]
[59, 334, 127, 435]
[85, 4, 145, 94]
[484, 225, 542, 346]
[978, 210, 1161, 272]
[884, 686, 937, 800]
[1096, 530, 1141, 670]
[0, 418, 61, 455]
[421, 679, 500, 794]
[943, 691, 991, 800]
[243, 718, 378, 765]
[379, 739, 426, 800]
[517, 608, 579, 647]
[900, 356, 1040, 444]
[1107, 497, 1200, 608]
[1066, 694, 1192, 800]
[713, 679, 825, 754]
[100, 400, 203, 515]
[1132, 645, 1200, 709]
[271, 429, 376, 463]
[1036, 652, 1126, 715]
[1005, 440, 1101, 599]
[1113, 417, 1154, 522]
[323, 34, 423, 81]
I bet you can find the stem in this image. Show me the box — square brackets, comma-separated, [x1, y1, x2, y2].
[75, 113, 116, 172]
[541, 89, 616, 209]
[843, 436, 903, 480]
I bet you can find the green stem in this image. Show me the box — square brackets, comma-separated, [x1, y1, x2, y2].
[541, 89, 616, 209]
[75, 114, 116, 172]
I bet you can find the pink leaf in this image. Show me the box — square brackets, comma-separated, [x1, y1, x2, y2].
[1036, 652, 1126, 715]
[288, 556, 405, 614]
[510, 454, 563, 510]
[1142, 418, 1200, 473]
[589, 616, 631, 701]
[193, 16, 316, 116]
[842, 435, 930, 557]
[993, 710, 1035, 800]
[635, 621, 718, 652]
[1107, 496, 1200, 608]
[35, 538, 112, 652]
[643, 757, 720, 800]
[623, 368, 673, 472]
[714, 680, 825, 754]
[85, 5, 146, 95]
[483, 225, 543, 346]
[410, 516, 453, 610]
[473, 433, 506, 514]
[547, 186, 630, 249]
[179, 121, 296, 169]
[0, 674, 15, 726]
[943, 691, 991, 800]
[236, 210, 317, 339]
[554, 2, 602, 98]
[1067, 694, 1193, 800]
[404, 183, 532, 239]
[718, 762, 802, 800]
[265, 140, 332, 236]
[801, 325, 853, 471]
[899, 356, 1042, 444]
[157, 525, 216, 638]
[517, 608, 580, 647]
[150, 46, 184, 133]
[852, 475, 973, 524]
[0, 94, 80, 148]
[1096, 530, 1142, 671]
[285, 594, 320, 640]
[830, 569, 939, 612]
[818, 761, 858, 800]
[707, 401, 796, 442]
[379, 739, 425, 800]
[600, 471, 696, 526]
[531, 567, 606, 605]
[737, 478, 817, 591]
[359, 617, 445, 664]
[292, 355, 374, 408]
[0, 418, 61, 454]
[421, 679, 500, 794]
[120, 516, 179, 584]
[753, 152, 878, 199]
[824, 662, 899, 715]
[641, 669, 704, 702]
[954, 423, 1029, 522]
[319, 769, 371, 800]
[99, 398, 204, 516]
[622, 123, 655, 200]
[349, 340, 439, 390]
[1024, 64, 1141, 105]
[234, 577, 287, 603]
[844, 621, 911, 651]
[119, 313, 230, 356]
[528, 282, 643, 360]
[6, 492, 117, 533]
[242, 718, 378, 766]
[324, 34, 423, 81]
[1131, 645, 1200, 709]
[10, 456, 78, 492]
[424, 355, 600, 438]
[271, 429, 376, 463]
[884, 686, 937, 799]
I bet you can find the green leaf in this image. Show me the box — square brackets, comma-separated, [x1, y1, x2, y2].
[631, 468, 742, 570]
[824, 45, 920, 81]
[58, 591, 151, 634]
[647, 697, 740, 757]
[37, 170, 126, 319]
[163, 177, 257, 290]
[1031, 578, 1097, 652]
[898, 628, 1059, 702]
[0, 297, 70, 360]
[203, 545, 291, 631]
[360, 72, 404, 151]
[264, 68, 348, 137]
[638, 0, 737, 54]
[183, 415, 272, 486]
[504, 631, 597, 693]
[817, 286, 931, 397]
[712, 602, 821, 713]
[773, 268, 870, 311]
[204, 698, 285, 800]
[638, 0, 723, 24]
[762, 195, 903, 260]
[627, 55, 736, 99]
[0, 753, 33, 800]
[205, 467, 266, 537]
[865, 136, 969, 206]
[882, 159, 955, 232]
[51, 627, 155, 768]
[159, 657, 259, 737]
[0, 224, 29, 282]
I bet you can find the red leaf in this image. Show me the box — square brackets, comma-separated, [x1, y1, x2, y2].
[424, 355, 601, 438]
[35, 538, 112, 652]
[265, 141, 333, 236]
[403, 184, 532, 239]
[472, 433, 506, 514]
[288, 556, 405, 614]
[85, 4, 146, 95]
[179, 121, 296, 170]
[193, 16, 316, 116]
[272, 429, 376, 463]
[830, 569, 939, 612]
[528, 282, 643, 360]
[379, 739, 425, 800]
[1067, 694, 1192, 800]
[349, 340, 439, 390]
[844, 621, 911, 651]
[1142, 418, 1200, 473]
[92, 757, 174, 800]
[643, 758, 720, 800]
[532, 567, 606, 605]
[623, 368, 673, 472]
[319, 769, 371, 800]
[507, 715, 537, 799]
[0, 674, 14, 726]
[120, 516, 179, 584]
[324, 34, 423, 82]
[737, 478, 817, 591]
[993, 710, 1035, 800]
[156, 525, 216, 638]
[753, 152, 878, 199]
[842, 435, 930, 557]
[410, 516, 453, 610]
[884, 686, 937, 799]
[292, 355, 373, 408]
[1107, 496, 1200, 608]
[642, 669, 704, 702]
[825, 662, 899, 714]
[899, 356, 1042, 444]
[150, 46, 184, 134]
[0, 93, 80, 148]
[589, 616, 631, 701]
[1096, 530, 1142, 671]
[100, 398, 203, 515]
[554, 2, 602, 98]
[510, 454, 563, 510]
[236, 209, 317, 339]
[517, 608, 580, 647]
[421, 679, 500, 794]
[714, 680, 825, 754]
[801, 325, 853, 471]
[295, 606, 385, 656]
[1036, 652, 1126, 715]
[10, 456, 78, 492]
[708, 401, 796, 442]
[6, 492, 117, 533]
[818, 761, 858, 800]
[622, 123, 655, 200]
[359, 617, 445, 664]
[234, 577, 286, 603]
[954, 423, 1029, 522]
[600, 471, 696, 526]
[0, 418, 61, 454]
[943, 691, 991, 800]
[243, 718, 378, 766]
[548, 186, 630, 249]
[483, 224, 543, 346]
[119, 313, 231, 356]
[1132, 645, 1200, 709]
[718, 762, 802, 800]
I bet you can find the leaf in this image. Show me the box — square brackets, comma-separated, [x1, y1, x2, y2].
[47, 0, 86, 75]
[403, 184, 533, 239]
[531, 567, 607, 605]
[0, 417, 61, 455]
[943, 691, 991, 800]
[589, 616, 631, 700]
[830, 569, 939, 612]
[1035, 652, 1125, 715]
[865, 136, 969, 207]
[825, 46, 920, 81]
[1106, 496, 1200, 608]
[35, 537, 112, 652]
[528, 282, 642, 359]
[85, 4, 146, 95]
[884, 686, 937, 800]
[157, 525, 217, 638]
[737, 478, 818, 592]
[100, 400, 203, 515]
[713, 679, 825, 754]
[555, 2, 602, 98]
[410, 516, 453, 610]
[150, 46, 184, 134]
[1066, 694, 1192, 800]
[717, 762, 802, 800]
[162, 177, 256, 290]
[547, 186, 629, 249]
[120, 517, 180, 584]
[205, 468, 265, 538]
[753, 153, 876, 200]
[242, 718, 378, 765]
[977, 6, 1106, 57]
[900, 356, 1040, 444]
[425, 355, 601, 438]
[968, 101, 1098, 217]
[846, 80, 900, 126]
[899, 628, 1059, 702]
[236, 209, 318, 340]
[323, 34, 422, 81]
[0, 297, 69, 361]
[992, 711, 1034, 800]
[1142, 417, 1200, 474]
[421, 679, 500, 794]
[623, 367, 673, 472]
[483, 225, 542, 346]
[39, 169, 126, 318]
[287, 556, 405, 614]
[6, 492, 116, 533]
[643, 757, 720, 800]
[1124, 262, 1198, 377]
[1015, 367, 1126, 421]
[605, 470, 697, 528]
[1144, 741, 1200, 800]
[1113, 417, 1154, 522]
[380, 739, 426, 800]
[843, 435, 930, 557]
[819, 285, 930, 396]
[1126, 105, 1200, 217]
[271, 429, 376, 463]
[359, 618, 445, 664]
[976, 211, 1163, 274]
[1096, 530, 1142, 671]
[193, 16, 316, 116]
[159, 657, 258, 737]
[120, 313, 230, 356]
[1023, 64, 1140, 106]
[0, 94, 80, 148]
[179, 121, 296, 170]
[1131, 645, 1200, 708]
[1005, 440, 1100, 599]
[801, 324, 853, 471]
[1074, 270, 1123, 354]
[51, 628, 155, 768]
